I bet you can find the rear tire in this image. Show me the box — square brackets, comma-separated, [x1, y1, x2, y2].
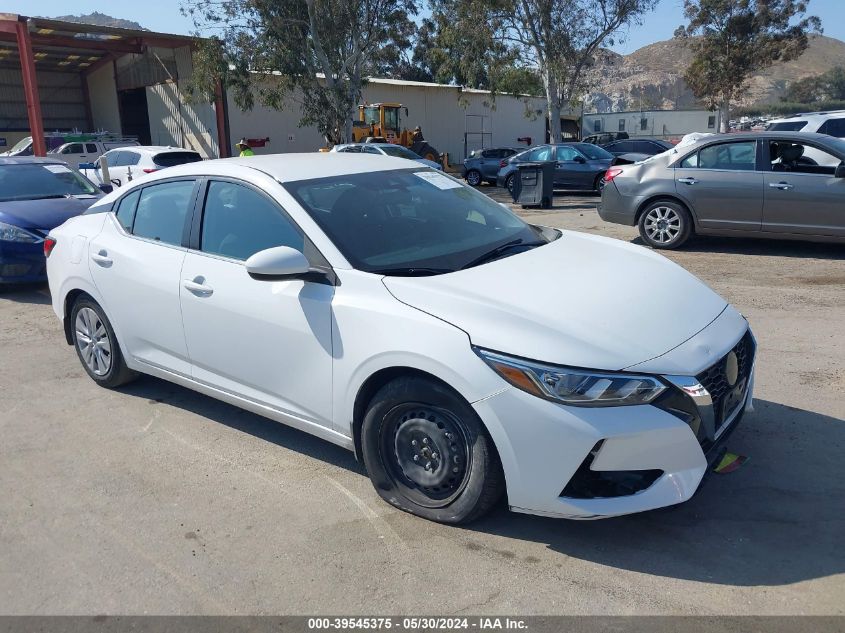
[361, 376, 505, 524]
[504, 174, 515, 194]
[70, 296, 137, 388]
[638, 200, 693, 249]
[466, 169, 482, 186]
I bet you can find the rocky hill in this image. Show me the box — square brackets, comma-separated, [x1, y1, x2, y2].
[47, 12, 147, 31]
[587, 34, 845, 112]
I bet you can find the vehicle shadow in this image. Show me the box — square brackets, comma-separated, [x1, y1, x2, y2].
[118, 375, 364, 475]
[466, 399, 845, 587]
[0, 283, 51, 305]
[630, 235, 845, 260]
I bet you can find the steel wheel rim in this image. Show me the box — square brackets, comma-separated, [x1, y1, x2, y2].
[467, 171, 481, 186]
[381, 404, 472, 508]
[75, 307, 112, 376]
[644, 206, 682, 244]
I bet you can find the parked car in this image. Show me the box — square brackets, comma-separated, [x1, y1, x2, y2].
[462, 147, 523, 186]
[331, 143, 442, 170]
[600, 138, 674, 157]
[47, 152, 755, 524]
[0, 157, 103, 285]
[497, 143, 614, 193]
[766, 110, 845, 137]
[582, 131, 629, 145]
[81, 146, 203, 188]
[46, 137, 140, 169]
[598, 131, 845, 249]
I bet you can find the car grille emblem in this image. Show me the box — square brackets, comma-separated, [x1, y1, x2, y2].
[725, 351, 739, 387]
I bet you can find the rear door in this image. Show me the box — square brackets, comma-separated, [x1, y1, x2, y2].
[88, 179, 200, 375]
[762, 138, 845, 237]
[555, 145, 592, 189]
[479, 149, 503, 180]
[673, 139, 764, 232]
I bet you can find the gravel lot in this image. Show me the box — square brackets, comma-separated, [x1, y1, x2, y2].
[1, 187, 843, 615]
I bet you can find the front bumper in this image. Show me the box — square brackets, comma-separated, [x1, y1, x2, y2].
[474, 327, 755, 519]
[0, 239, 46, 284]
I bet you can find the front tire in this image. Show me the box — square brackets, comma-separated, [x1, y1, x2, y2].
[361, 376, 505, 524]
[71, 296, 137, 388]
[504, 174, 515, 194]
[465, 169, 482, 186]
[638, 200, 693, 249]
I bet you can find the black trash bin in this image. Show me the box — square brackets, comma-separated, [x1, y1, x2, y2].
[512, 161, 554, 208]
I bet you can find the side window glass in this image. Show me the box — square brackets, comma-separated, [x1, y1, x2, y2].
[132, 180, 195, 246]
[86, 143, 98, 153]
[62, 143, 83, 155]
[695, 142, 756, 171]
[819, 118, 845, 138]
[556, 146, 579, 161]
[116, 152, 138, 166]
[362, 146, 381, 154]
[769, 141, 842, 173]
[679, 152, 699, 168]
[201, 181, 304, 261]
[115, 190, 140, 232]
[529, 146, 552, 161]
[105, 152, 122, 167]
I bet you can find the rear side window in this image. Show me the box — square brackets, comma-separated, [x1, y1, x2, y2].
[86, 143, 98, 153]
[105, 152, 122, 167]
[153, 152, 202, 168]
[680, 141, 757, 171]
[132, 180, 195, 246]
[200, 181, 303, 261]
[766, 121, 807, 132]
[62, 143, 83, 154]
[818, 118, 845, 138]
[115, 190, 140, 232]
[117, 152, 140, 166]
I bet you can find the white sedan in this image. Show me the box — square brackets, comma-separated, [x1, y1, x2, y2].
[45, 153, 755, 524]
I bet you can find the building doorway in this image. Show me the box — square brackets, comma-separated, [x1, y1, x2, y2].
[118, 88, 151, 145]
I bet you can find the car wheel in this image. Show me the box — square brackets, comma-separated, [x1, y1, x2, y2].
[593, 174, 605, 192]
[505, 174, 515, 194]
[361, 376, 505, 524]
[71, 296, 137, 388]
[465, 170, 482, 186]
[638, 201, 693, 249]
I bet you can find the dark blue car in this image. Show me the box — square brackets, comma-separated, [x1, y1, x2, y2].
[0, 157, 103, 285]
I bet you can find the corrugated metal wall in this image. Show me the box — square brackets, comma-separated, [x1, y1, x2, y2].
[0, 68, 86, 131]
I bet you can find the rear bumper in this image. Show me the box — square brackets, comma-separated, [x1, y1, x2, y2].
[597, 183, 639, 226]
[0, 240, 46, 284]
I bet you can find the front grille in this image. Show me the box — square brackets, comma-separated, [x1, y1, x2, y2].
[696, 330, 755, 430]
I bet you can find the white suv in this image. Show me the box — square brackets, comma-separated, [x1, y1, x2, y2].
[766, 110, 845, 137]
[81, 146, 203, 188]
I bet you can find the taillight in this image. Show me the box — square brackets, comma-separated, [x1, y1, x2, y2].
[143, 168, 159, 174]
[604, 168, 624, 183]
[500, 160, 507, 168]
[44, 237, 57, 258]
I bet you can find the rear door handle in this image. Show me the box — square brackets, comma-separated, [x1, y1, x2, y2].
[90, 250, 112, 267]
[183, 277, 214, 296]
[769, 182, 794, 190]
[678, 177, 698, 185]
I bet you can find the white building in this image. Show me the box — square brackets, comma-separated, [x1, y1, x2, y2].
[582, 109, 721, 141]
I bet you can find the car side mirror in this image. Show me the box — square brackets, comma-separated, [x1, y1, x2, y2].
[574, 156, 586, 163]
[835, 164, 845, 179]
[78, 162, 96, 170]
[98, 184, 113, 194]
[245, 246, 311, 280]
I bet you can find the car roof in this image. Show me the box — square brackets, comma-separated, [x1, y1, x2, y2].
[768, 110, 845, 123]
[109, 146, 199, 155]
[687, 131, 835, 144]
[0, 156, 71, 166]
[119, 152, 425, 184]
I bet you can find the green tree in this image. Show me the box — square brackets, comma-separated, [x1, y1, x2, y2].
[784, 65, 845, 103]
[182, 0, 417, 145]
[677, 0, 821, 132]
[428, 0, 657, 141]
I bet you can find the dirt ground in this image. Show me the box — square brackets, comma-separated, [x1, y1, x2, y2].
[0, 187, 843, 615]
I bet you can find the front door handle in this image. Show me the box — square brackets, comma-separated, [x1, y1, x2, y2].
[183, 277, 214, 296]
[769, 182, 794, 191]
[678, 177, 698, 185]
[90, 250, 112, 267]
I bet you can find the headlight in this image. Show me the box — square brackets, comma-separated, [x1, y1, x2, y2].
[476, 348, 666, 407]
[0, 221, 41, 243]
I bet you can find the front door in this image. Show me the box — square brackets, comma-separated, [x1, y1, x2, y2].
[673, 139, 763, 232]
[179, 179, 335, 427]
[88, 179, 199, 376]
[762, 139, 845, 237]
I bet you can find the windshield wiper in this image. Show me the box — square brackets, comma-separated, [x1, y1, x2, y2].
[21, 194, 70, 201]
[370, 267, 454, 277]
[460, 238, 546, 270]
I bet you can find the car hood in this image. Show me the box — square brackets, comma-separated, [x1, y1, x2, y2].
[383, 231, 729, 371]
[0, 195, 101, 230]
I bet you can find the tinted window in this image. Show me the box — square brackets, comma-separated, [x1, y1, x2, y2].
[86, 143, 98, 153]
[132, 180, 195, 246]
[681, 141, 756, 170]
[362, 146, 381, 155]
[766, 121, 807, 132]
[338, 146, 362, 153]
[115, 190, 140, 232]
[154, 151, 202, 167]
[201, 181, 303, 261]
[556, 146, 581, 161]
[818, 118, 845, 138]
[481, 149, 497, 159]
[62, 143, 84, 154]
[529, 146, 553, 161]
[502, 149, 517, 157]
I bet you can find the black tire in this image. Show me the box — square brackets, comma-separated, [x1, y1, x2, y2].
[593, 174, 605, 193]
[360, 376, 505, 524]
[465, 169, 482, 186]
[70, 296, 137, 388]
[637, 199, 693, 249]
[504, 174, 515, 193]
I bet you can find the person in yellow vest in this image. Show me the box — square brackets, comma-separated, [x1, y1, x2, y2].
[236, 139, 255, 157]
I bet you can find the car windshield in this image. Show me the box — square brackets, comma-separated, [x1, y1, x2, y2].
[285, 168, 554, 274]
[7, 138, 32, 154]
[576, 144, 613, 160]
[0, 163, 98, 202]
[378, 145, 421, 160]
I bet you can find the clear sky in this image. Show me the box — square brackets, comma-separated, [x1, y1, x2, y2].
[2, 0, 843, 54]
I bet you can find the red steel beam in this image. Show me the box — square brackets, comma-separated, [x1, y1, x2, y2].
[214, 79, 229, 158]
[15, 20, 45, 156]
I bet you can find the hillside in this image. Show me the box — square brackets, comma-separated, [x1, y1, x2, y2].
[587, 34, 845, 112]
[46, 12, 147, 31]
